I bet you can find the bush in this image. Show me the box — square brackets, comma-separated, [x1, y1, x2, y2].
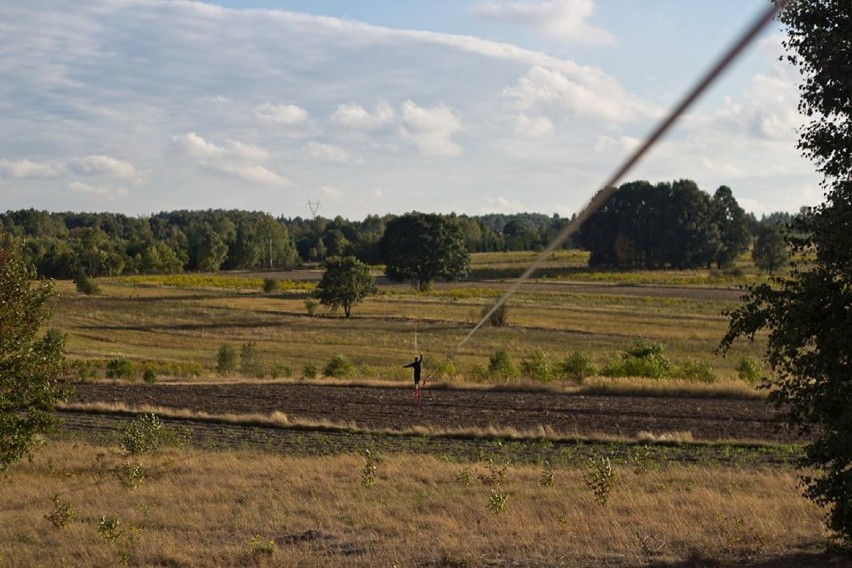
[324, 354, 353, 378]
[302, 362, 317, 379]
[240, 341, 263, 377]
[142, 368, 157, 384]
[602, 339, 672, 379]
[488, 349, 519, 380]
[482, 301, 509, 326]
[676, 358, 716, 383]
[305, 298, 319, 316]
[269, 362, 293, 379]
[106, 358, 134, 379]
[559, 351, 595, 384]
[119, 413, 165, 457]
[262, 278, 278, 293]
[520, 348, 551, 381]
[73, 273, 100, 295]
[736, 355, 762, 384]
[216, 343, 238, 375]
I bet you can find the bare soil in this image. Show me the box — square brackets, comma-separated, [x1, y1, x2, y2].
[68, 382, 797, 444]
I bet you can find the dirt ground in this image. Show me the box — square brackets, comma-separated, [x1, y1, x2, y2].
[69, 382, 798, 444]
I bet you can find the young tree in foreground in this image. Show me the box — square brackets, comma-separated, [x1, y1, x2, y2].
[315, 256, 377, 318]
[722, 0, 852, 545]
[0, 238, 69, 472]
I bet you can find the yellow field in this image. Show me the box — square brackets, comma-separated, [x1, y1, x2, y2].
[0, 440, 831, 567]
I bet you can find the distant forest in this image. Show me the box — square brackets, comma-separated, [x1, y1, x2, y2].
[1, 179, 796, 279]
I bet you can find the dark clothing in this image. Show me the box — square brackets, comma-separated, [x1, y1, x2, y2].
[404, 353, 423, 385]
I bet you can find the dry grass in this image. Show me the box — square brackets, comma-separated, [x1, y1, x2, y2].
[0, 440, 830, 567]
[50, 256, 769, 388]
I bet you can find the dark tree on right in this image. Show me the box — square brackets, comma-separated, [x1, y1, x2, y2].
[721, 0, 852, 545]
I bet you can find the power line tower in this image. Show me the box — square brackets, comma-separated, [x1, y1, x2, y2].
[307, 200, 321, 219]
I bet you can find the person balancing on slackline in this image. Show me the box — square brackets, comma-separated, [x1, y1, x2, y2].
[404, 351, 424, 402]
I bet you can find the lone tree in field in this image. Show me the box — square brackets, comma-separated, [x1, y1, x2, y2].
[315, 255, 377, 318]
[0, 238, 69, 472]
[378, 213, 470, 291]
[752, 223, 788, 275]
[722, 0, 852, 545]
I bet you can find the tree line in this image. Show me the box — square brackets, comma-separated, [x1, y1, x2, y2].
[0, 209, 573, 279]
[2, 181, 791, 279]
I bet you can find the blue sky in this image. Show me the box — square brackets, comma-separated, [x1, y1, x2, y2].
[0, 1, 819, 219]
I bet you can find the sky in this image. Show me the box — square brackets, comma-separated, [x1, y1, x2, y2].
[0, 0, 821, 220]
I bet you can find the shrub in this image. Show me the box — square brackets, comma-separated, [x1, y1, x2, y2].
[520, 348, 551, 381]
[106, 358, 134, 380]
[583, 456, 618, 506]
[488, 349, 519, 380]
[324, 354, 353, 378]
[302, 362, 318, 379]
[262, 278, 278, 293]
[677, 358, 716, 383]
[216, 343, 238, 375]
[736, 355, 762, 384]
[305, 298, 319, 316]
[602, 339, 672, 379]
[119, 413, 164, 457]
[481, 300, 509, 326]
[558, 351, 595, 384]
[73, 273, 100, 295]
[269, 362, 293, 379]
[239, 341, 263, 377]
[142, 368, 157, 384]
[44, 494, 73, 530]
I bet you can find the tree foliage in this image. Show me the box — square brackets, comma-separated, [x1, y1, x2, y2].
[315, 256, 377, 318]
[722, 0, 852, 544]
[752, 223, 789, 274]
[379, 213, 470, 291]
[576, 179, 750, 269]
[0, 238, 69, 472]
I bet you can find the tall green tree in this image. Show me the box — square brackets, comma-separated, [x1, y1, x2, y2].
[711, 185, 751, 268]
[0, 238, 69, 472]
[379, 213, 470, 291]
[315, 256, 377, 318]
[752, 224, 788, 275]
[722, 0, 852, 544]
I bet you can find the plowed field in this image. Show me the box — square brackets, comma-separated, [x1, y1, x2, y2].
[69, 382, 796, 443]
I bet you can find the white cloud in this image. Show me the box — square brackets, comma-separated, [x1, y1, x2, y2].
[169, 133, 228, 159]
[66, 155, 139, 178]
[504, 66, 647, 122]
[169, 133, 268, 161]
[303, 141, 358, 164]
[513, 113, 554, 138]
[593, 135, 640, 154]
[199, 163, 289, 186]
[68, 181, 129, 198]
[253, 102, 309, 125]
[483, 195, 524, 213]
[400, 100, 463, 157]
[472, 0, 615, 45]
[0, 158, 63, 179]
[331, 101, 395, 130]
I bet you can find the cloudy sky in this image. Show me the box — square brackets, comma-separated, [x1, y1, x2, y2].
[1, 0, 820, 220]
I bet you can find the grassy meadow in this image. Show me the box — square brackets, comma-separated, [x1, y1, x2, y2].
[4, 251, 846, 567]
[0, 440, 833, 567]
[51, 250, 771, 389]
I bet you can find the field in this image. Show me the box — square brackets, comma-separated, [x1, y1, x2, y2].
[6, 251, 848, 566]
[52, 250, 769, 384]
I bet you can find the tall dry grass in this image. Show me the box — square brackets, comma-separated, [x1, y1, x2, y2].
[0, 441, 831, 567]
